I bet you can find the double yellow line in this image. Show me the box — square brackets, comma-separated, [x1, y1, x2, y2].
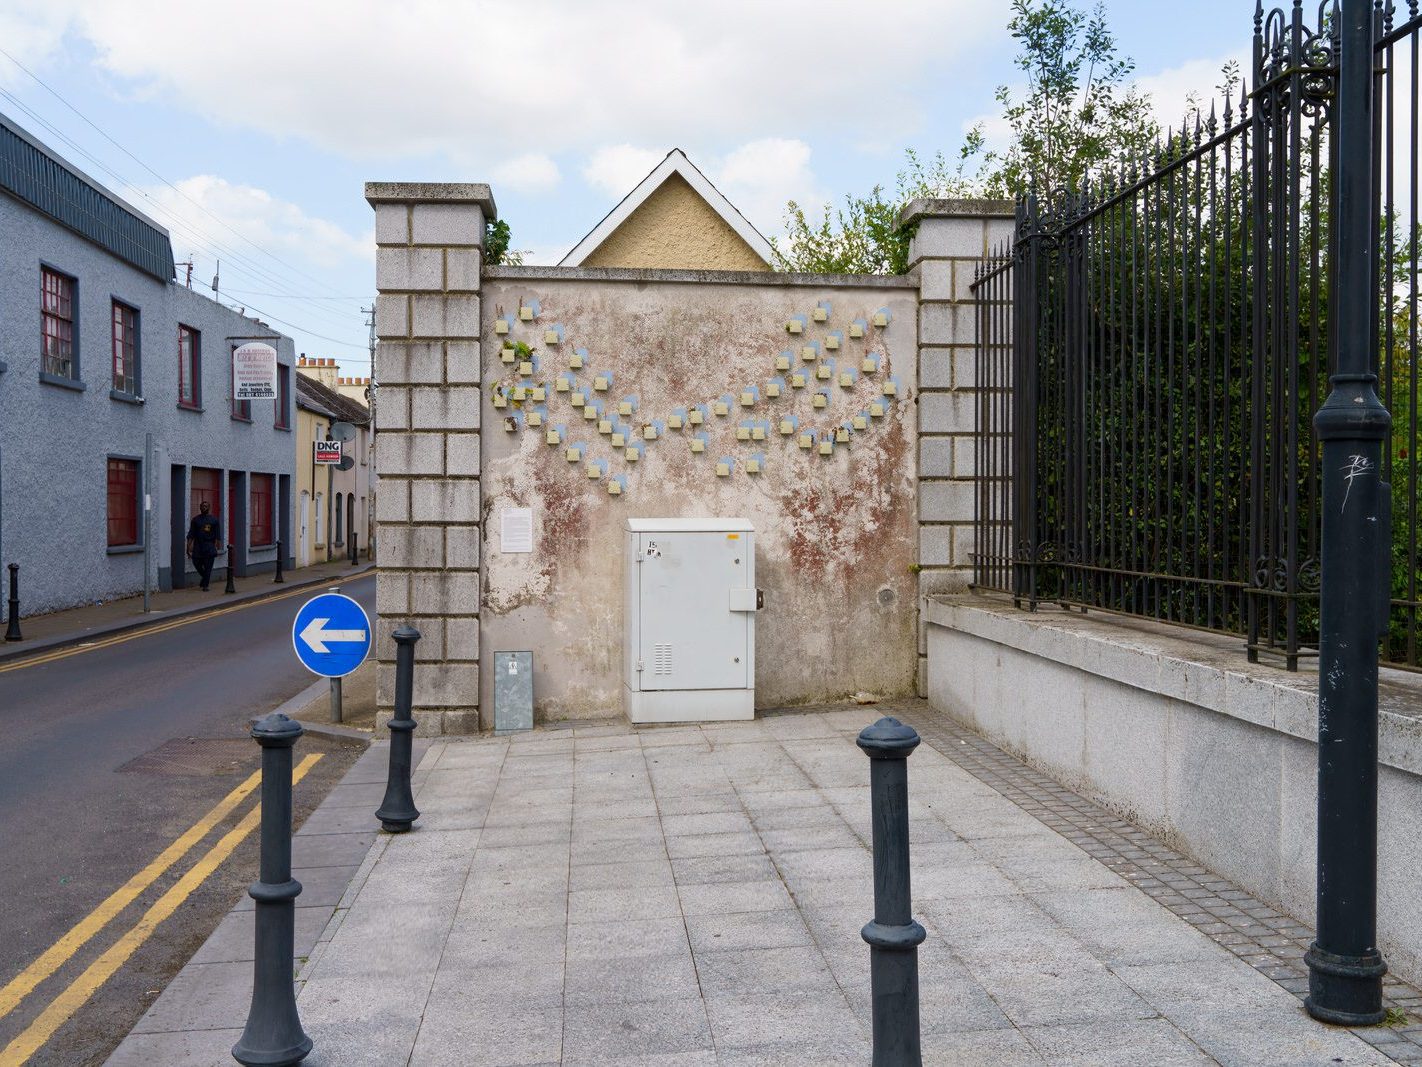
[0, 754, 322, 1064]
[0, 584, 315, 675]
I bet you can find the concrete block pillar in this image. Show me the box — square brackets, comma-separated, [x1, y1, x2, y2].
[901, 198, 1015, 694]
[365, 182, 495, 735]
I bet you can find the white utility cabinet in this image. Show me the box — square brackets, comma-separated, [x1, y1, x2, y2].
[623, 517, 760, 724]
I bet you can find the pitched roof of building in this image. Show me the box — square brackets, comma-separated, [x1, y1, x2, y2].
[559, 148, 774, 267]
[0, 110, 175, 281]
[296, 372, 371, 425]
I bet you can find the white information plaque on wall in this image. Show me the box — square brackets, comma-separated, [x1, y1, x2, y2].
[500, 507, 534, 553]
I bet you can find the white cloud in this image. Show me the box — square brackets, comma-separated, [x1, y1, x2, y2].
[491, 153, 561, 194]
[13, 0, 1006, 165]
[135, 175, 372, 271]
[710, 138, 826, 237]
[582, 145, 667, 196]
[0, 2, 71, 87]
[1137, 53, 1249, 132]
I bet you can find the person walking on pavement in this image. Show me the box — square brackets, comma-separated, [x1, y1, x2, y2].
[185, 501, 224, 591]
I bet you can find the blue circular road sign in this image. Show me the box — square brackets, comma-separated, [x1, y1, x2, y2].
[292, 593, 372, 678]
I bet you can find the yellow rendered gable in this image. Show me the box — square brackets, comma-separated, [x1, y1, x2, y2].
[582, 173, 770, 271]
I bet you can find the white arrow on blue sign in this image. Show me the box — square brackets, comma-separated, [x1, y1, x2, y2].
[292, 592, 372, 678]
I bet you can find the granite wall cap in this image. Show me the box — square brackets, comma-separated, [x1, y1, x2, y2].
[925, 591, 1422, 778]
[483, 264, 916, 289]
[365, 182, 497, 218]
[898, 198, 1016, 228]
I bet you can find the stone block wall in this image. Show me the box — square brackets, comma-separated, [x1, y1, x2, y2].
[365, 183, 493, 734]
[902, 199, 1016, 693]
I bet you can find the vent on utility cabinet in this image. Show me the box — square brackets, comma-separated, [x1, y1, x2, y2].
[653, 643, 673, 675]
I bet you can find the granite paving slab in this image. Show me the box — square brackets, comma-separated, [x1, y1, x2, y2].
[106, 704, 1414, 1066]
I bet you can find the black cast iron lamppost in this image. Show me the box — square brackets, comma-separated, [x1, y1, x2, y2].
[1305, 0, 1392, 1026]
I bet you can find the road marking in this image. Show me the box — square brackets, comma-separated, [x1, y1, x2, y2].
[0, 769, 264, 1022]
[0, 580, 357, 675]
[0, 753, 323, 1065]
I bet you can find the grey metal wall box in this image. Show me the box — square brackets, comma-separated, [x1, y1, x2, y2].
[622, 517, 759, 724]
[492, 651, 533, 733]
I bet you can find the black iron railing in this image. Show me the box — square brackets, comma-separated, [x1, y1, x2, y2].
[972, 0, 1422, 672]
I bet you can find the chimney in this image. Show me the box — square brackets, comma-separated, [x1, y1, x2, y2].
[297, 355, 339, 387]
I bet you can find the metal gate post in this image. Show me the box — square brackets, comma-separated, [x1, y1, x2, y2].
[1305, 0, 1390, 1025]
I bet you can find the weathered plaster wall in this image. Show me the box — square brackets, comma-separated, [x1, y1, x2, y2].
[581, 175, 770, 272]
[479, 267, 917, 721]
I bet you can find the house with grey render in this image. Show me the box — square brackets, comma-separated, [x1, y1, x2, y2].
[0, 111, 297, 617]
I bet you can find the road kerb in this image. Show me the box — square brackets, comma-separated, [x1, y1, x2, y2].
[0, 564, 373, 669]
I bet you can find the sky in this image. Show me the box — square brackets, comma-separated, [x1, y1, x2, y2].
[0, 0, 1252, 377]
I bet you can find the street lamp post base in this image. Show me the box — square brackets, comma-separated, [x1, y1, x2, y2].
[1304, 943, 1387, 1026]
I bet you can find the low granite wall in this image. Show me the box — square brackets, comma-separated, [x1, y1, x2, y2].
[926, 593, 1422, 986]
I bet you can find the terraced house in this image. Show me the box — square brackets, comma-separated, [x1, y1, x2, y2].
[0, 111, 296, 617]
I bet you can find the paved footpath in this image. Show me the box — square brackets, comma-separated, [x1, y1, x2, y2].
[108, 701, 1419, 1066]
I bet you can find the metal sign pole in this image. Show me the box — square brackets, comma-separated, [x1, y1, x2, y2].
[328, 585, 343, 723]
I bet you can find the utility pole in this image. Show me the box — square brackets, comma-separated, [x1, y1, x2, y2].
[1306, 0, 1391, 1026]
[361, 303, 376, 409]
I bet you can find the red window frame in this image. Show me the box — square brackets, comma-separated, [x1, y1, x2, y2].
[274, 364, 290, 428]
[107, 458, 139, 547]
[41, 268, 75, 378]
[249, 473, 274, 546]
[178, 325, 200, 407]
[112, 301, 138, 394]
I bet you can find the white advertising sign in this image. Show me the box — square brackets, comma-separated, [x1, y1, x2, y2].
[233, 342, 278, 400]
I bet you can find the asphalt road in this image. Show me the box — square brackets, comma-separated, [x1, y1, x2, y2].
[0, 572, 373, 1066]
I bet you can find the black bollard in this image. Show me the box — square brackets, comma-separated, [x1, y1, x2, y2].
[232, 713, 312, 1067]
[274, 540, 285, 584]
[858, 717, 924, 1067]
[5, 564, 20, 642]
[224, 562, 237, 595]
[375, 627, 421, 832]
[349, 532, 358, 567]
